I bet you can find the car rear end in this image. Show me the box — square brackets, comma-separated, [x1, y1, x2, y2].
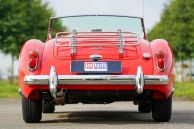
[19, 15, 174, 123]
[23, 31, 171, 104]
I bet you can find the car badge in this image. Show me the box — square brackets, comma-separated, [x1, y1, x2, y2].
[93, 47, 102, 51]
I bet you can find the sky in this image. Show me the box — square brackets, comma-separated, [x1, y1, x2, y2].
[42, 0, 169, 30]
[0, 0, 169, 79]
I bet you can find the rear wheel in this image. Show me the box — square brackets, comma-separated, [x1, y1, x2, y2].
[152, 95, 172, 122]
[22, 95, 42, 123]
[42, 100, 55, 113]
[138, 101, 151, 113]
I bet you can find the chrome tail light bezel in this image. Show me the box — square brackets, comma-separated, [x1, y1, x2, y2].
[155, 49, 166, 72]
[28, 50, 39, 71]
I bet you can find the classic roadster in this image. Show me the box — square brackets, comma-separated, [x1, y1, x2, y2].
[19, 15, 174, 123]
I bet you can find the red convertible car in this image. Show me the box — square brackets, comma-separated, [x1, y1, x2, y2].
[19, 15, 174, 123]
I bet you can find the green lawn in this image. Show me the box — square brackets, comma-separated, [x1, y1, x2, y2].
[0, 80, 194, 100]
[174, 81, 194, 100]
[0, 81, 19, 98]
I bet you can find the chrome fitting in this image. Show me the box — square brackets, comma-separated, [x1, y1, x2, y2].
[135, 66, 144, 94]
[49, 66, 58, 99]
[90, 54, 102, 61]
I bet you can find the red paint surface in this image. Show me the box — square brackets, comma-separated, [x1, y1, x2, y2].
[19, 32, 174, 100]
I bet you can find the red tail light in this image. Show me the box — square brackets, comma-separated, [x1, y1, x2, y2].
[28, 50, 39, 71]
[156, 49, 165, 72]
[156, 49, 165, 58]
[29, 50, 38, 58]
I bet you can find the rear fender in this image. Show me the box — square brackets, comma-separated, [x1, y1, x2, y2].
[150, 39, 175, 99]
[19, 39, 45, 99]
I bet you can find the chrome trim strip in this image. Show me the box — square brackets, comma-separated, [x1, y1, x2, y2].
[50, 15, 143, 20]
[24, 74, 169, 85]
[24, 75, 49, 85]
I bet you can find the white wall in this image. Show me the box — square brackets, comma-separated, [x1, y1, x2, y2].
[0, 51, 18, 79]
[175, 59, 194, 81]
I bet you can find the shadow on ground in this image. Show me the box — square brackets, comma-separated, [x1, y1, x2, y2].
[41, 110, 194, 125]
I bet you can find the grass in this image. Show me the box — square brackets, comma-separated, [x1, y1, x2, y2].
[0, 80, 194, 100]
[174, 81, 194, 100]
[0, 81, 19, 98]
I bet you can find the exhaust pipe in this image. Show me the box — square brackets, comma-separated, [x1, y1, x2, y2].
[49, 66, 66, 105]
[49, 65, 144, 101]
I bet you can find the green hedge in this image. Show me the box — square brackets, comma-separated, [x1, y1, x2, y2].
[0, 81, 19, 98]
[174, 81, 194, 100]
[0, 80, 194, 100]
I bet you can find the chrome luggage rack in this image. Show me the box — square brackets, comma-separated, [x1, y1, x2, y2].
[55, 30, 140, 55]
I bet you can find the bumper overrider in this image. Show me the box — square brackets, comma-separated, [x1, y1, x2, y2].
[24, 66, 169, 98]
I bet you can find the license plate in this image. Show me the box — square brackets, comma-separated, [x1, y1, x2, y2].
[84, 62, 108, 71]
[71, 61, 121, 73]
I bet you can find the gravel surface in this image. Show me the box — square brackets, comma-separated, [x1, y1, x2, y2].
[0, 98, 194, 129]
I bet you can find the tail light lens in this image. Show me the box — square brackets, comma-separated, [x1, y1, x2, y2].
[28, 50, 39, 71]
[156, 50, 165, 58]
[156, 49, 165, 72]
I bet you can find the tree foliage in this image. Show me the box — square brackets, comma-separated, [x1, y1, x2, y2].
[0, 0, 64, 58]
[148, 0, 194, 60]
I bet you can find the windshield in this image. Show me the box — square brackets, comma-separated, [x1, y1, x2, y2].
[51, 15, 144, 38]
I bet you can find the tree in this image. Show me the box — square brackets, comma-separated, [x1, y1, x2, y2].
[148, 0, 194, 81]
[0, 0, 64, 83]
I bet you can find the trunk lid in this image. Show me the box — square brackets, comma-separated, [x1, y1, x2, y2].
[53, 32, 141, 60]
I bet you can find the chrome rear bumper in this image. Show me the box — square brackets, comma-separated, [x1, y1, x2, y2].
[24, 74, 168, 85]
[24, 66, 169, 97]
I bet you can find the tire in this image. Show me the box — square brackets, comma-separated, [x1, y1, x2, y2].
[22, 95, 42, 123]
[152, 95, 172, 122]
[138, 101, 151, 113]
[42, 100, 55, 113]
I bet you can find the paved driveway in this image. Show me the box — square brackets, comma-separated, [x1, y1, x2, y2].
[0, 98, 194, 129]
